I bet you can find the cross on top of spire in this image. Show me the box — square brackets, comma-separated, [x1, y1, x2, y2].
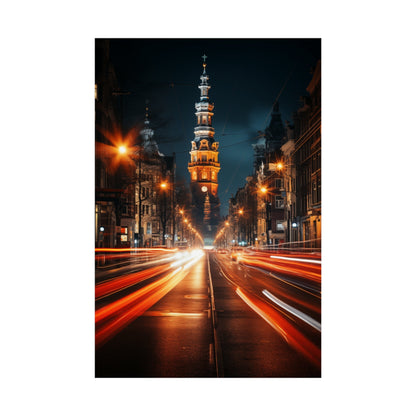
[201, 54, 208, 74]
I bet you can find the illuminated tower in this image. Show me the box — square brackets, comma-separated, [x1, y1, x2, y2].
[188, 54, 220, 241]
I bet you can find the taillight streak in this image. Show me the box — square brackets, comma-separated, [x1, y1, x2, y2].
[95, 263, 171, 299]
[236, 287, 320, 368]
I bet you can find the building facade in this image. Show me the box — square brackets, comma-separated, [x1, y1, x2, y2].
[133, 105, 176, 247]
[292, 60, 321, 246]
[95, 39, 128, 248]
[225, 60, 321, 249]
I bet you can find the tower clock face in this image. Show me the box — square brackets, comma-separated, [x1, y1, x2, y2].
[201, 186, 208, 193]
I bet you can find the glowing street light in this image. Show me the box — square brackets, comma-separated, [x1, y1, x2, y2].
[118, 145, 127, 155]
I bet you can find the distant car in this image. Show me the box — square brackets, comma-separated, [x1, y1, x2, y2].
[217, 249, 228, 254]
[230, 247, 243, 261]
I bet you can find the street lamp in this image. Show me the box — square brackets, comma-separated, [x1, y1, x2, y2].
[257, 183, 271, 247]
[116, 143, 140, 248]
[159, 181, 169, 246]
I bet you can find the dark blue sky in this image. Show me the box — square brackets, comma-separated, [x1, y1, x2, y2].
[107, 38, 321, 217]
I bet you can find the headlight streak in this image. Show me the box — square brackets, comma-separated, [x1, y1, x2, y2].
[240, 262, 321, 299]
[214, 255, 321, 319]
[236, 287, 289, 342]
[95, 252, 205, 347]
[235, 287, 320, 369]
[95, 248, 179, 269]
[270, 255, 321, 265]
[95, 248, 176, 253]
[241, 266, 321, 315]
[170, 251, 194, 268]
[262, 289, 321, 332]
[183, 252, 204, 270]
[266, 271, 321, 297]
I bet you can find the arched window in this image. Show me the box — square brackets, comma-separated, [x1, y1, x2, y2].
[202, 171, 208, 180]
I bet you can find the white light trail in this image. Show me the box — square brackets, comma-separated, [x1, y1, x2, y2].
[270, 255, 321, 265]
[262, 289, 321, 332]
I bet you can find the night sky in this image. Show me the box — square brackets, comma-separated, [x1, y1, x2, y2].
[106, 38, 321, 217]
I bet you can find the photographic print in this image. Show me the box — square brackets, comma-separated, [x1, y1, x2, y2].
[95, 38, 321, 377]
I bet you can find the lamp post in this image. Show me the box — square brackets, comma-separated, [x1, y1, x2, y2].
[275, 160, 298, 244]
[238, 208, 244, 246]
[117, 144, 140, 248]
[119, 143, 150, 248]
[159, 181, 168, 246]
[258, 185, 270, 246]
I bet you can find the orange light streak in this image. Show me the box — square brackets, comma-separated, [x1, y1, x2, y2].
[240, 256, 321, 283]
[96, 267, 185, 347]
[95, 263, 171, 299]
[236, 287, 320, 369]
[95, 248, 177, 253]
[95, 252, 204, 347]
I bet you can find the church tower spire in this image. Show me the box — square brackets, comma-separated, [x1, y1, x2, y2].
[188, 54, 221, 242]
[140, 100, 162, 156]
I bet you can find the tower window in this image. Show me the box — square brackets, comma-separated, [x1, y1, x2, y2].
[211, 172, 216, 180]
[275, 197, 284, 208]
[192, 171, 197, 180]
[202, 154, 207, 162]
[202, 171, 208, 180]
